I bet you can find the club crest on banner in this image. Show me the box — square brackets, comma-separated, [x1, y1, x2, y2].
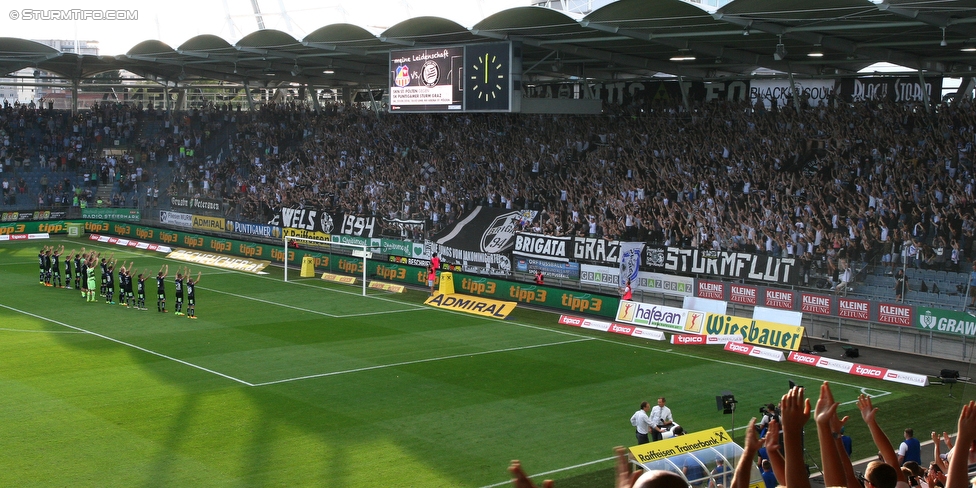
[619, 242, 643, 284]
[481, 210, 536, 253]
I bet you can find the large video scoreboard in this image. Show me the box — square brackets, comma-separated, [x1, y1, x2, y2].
[389, 42, 520, 113]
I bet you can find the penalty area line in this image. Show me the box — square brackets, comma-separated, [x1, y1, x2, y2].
[0, 303, 254, 386]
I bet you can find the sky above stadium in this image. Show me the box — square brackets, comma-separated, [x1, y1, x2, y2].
[2, 0, 534, 56]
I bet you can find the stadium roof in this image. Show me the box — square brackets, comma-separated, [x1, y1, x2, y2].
[0, 0, 975, 88]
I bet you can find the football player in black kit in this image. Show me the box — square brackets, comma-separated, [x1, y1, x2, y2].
[156, 265, 169, 312]
[50, 245, 64, 288]
[63, 248, 75, 289]
[104, 258, 117, 304]
[38, 246, 49, 284]
[100, 253, 114, 300]
[174, 267, 186, 316]
[136, 269, 149, 310]
[124, 264, 136, 308]
[42, 247, 53, 286]
[185, 271, 201, 319]
[117, 261, 133, 307]
[73, 248, 85, 291]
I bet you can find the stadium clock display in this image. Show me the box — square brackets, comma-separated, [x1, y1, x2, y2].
[464, 42, 511, 112]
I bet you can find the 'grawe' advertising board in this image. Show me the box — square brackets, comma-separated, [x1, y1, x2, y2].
[916, 307, 976, 337]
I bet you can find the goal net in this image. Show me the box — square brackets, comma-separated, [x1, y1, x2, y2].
[282, 235, 376, 296]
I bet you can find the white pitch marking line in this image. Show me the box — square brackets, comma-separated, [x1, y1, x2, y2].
[334, 307, 429, 318]
[200, 285, 426, 318]
[251, 337, 594, 387]
[479, 456, 617, 488]
[0, 303, 254, 386]
[0, 327, 85, 334]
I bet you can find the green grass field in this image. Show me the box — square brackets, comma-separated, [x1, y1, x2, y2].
[1, 237, 974, 488]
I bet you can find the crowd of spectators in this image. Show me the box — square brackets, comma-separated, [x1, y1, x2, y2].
[175, 96, 976, 289]
[5, 94, 976, 289]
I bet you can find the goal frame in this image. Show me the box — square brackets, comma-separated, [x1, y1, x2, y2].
[283, 235, 373, 296]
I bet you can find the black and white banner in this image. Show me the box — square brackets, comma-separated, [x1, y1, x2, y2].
[513, 232, 621, 267]
[170, 196, 223, 212]
[839, 76, 942, 103]
[338, 214, 376, 238]
[426, 207, 537, 275]
[279, 207, 377, 238]
[750, 79, 836, 108]
[645, 246, 798, 285]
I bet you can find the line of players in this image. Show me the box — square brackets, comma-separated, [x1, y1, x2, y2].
[37, 245, 201, 318]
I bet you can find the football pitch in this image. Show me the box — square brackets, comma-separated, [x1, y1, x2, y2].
[1, 238, 972, 488]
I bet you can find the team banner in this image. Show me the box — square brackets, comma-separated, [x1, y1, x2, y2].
[582, 264, 694, 297]
[619, 242, 643, 285]
[629, 427, 732, 464]
[513, 233, 572, 262]
[280, 206, 336, 238]
[424, 293, 516, 319]
[513, 231, 622, 266]
[427, 207, 537, 275]
[338, 214, 377, 238]
[702, 313, 805, 351]
[81, 208, 141, 222]
[916, 307, 976, 337]
[524, 80, 749, 106]
[839, 76, 942, 103]
[170, 196, 222, 213]
[615, 300, 705, 333]
[647, 246, 798, 284]
[750, 79, 837, 109]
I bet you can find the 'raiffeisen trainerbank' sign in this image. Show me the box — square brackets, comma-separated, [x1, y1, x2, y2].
[629, 427, 732, 464]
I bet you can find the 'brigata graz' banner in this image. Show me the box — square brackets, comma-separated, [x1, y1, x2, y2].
[513, 231, 622, 266]
[838, 76, 942, 103]
[278, 207, 377, 239]
[645, 246, 798, 285]
[427, 207, 537, 275]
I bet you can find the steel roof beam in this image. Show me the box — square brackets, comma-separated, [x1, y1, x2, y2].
[713, 13, 947, 73]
